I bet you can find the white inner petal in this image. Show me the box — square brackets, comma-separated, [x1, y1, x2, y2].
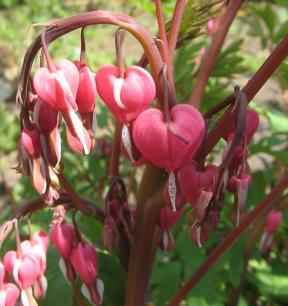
[196, 227, 202, 248]
[69, 108, 89, 155]
[0, 290, 7, 306]
[113, 78, 127, 110]
[81, 283, 91, 302]
[122, 125, 135, 162]
[162, 231, 169, 251]
[97, 278, 105, 305]
[92, 109, 97, 135]
[168, 172, 177, 212]
[54, 70, 75, 105]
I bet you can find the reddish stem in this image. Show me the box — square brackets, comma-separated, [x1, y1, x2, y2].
[58, 172, 106, 223]
[154, 0, 169, 66]
[115, 28, 125, 78]
[41, 29, 56, 72]
[189, 0, 245, 108]
[168, 0, 185, 60]
[15, 220, 22, 258]
[167, 175, 288, 306]
[109, 120, 122, 177]
[125, 165, 166, 306]
[154, 0, 176, 104]
[72, 282, 87, 306]
[80, 27, 87, 66]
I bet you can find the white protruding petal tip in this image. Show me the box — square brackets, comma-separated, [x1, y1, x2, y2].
[113, 78, 127, 110]
[97, 279, 104, 305]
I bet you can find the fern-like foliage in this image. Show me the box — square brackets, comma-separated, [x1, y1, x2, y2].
[174, 0, 223, 47]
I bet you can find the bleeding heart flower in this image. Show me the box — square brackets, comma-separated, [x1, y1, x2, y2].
[63, 108, 92, 155]
[222, 109, 260, 144]
[163, 174, 186, 211]
[31, 231, 49, 254]
[260, 210, 282, 255]
[20, 128, 47, 195]
[21, 128, 41, 158]
[0, 261, 6, 284]
[50, 220, 76, 283]
[159, 230, 175, 252]
[0, 283, 20, 306]
[50, 220, 74, 259]
[70, 240, 104, 305]
[228, 174, 252, 226]
[178, 161, 218, 206]
[157, 207, 184, 230]
[74, 61, 97, 114]
[265, 210, 282, 233]
[3, 251, 41, 290]
[96, 64, 155, 124]
[33, 59, 79, 112]
[222, 133, 248, 169]
[207, 18, 217, 35]
[190, 224, 209, 248]
[21, 233, 48, 300]
[33, 98, 58, 133]
[133, 104, 205, 172]
[34, 98, 62, 168]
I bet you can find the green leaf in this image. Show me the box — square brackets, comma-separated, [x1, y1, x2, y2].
[265, 109, 288, 133]
[151, 261, 182, 306]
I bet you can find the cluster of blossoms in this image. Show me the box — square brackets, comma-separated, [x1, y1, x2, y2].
[0, 230, 48, 306]
[13, 14, 263, 302]
[0, 215, 102, 306]
[50, 217, 103, 305]
[155, 106, 260, 249]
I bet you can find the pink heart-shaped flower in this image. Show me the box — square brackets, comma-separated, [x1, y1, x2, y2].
[157, 207, 184, 230]
[75, 63, 97, 114]
[50, 220, 75, 259]
[133, 104, 205, 171]
[33, 59, 79, 112]
[3, 251, 41, 289]
[96, 64, 155, 124]
[70, 241, 98, 285]
[222, 109, 259, 144]
[33, 98, 58, 132]
[0, 283, 20, 306]
[178, 161, 218, 206]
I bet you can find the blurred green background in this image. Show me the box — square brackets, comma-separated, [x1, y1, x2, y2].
[0, 1, 288, 305]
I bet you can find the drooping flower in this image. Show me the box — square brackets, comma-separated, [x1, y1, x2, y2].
[70, 240, 104, 305]
[227, 174, 252, 226]
[21, 231, 49, 299]
[260, 210, 282, 255]
[178, 161, 217, 206]
[33, 59, 79, 113]
[50, 220, 76, 283]
[96, 64, 155, 124]
[3, 250, 41, 306]
[20, 128, 47, 195]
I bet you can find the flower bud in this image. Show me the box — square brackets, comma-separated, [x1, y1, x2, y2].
[20, 128, 41, 158]
[50, 220, 74, 259]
